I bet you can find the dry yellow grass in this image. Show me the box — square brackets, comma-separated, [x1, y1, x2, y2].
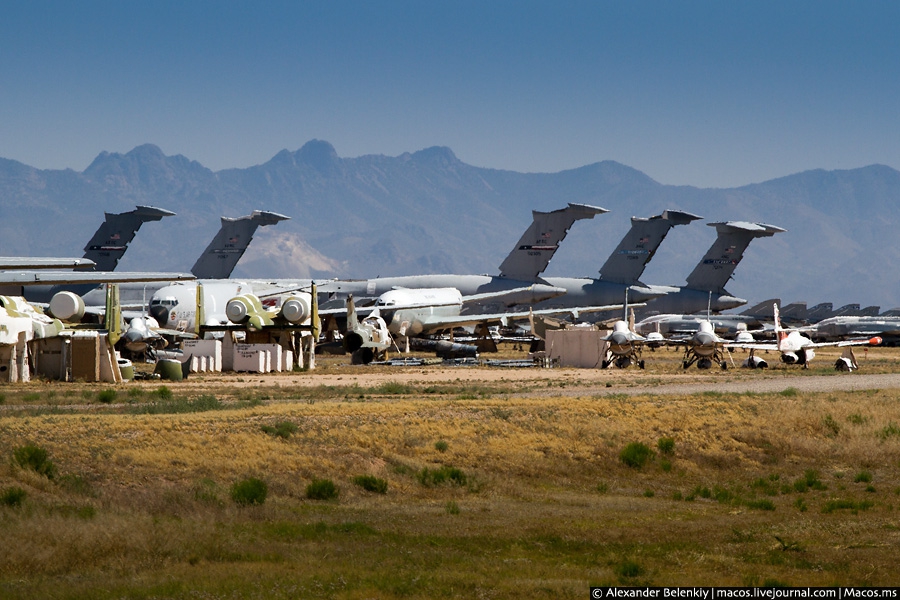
[2, 347, 900, 597]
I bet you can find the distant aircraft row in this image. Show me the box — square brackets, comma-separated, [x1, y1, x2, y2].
[3, 202, 898, 366]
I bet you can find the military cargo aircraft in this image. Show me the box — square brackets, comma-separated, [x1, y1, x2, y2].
[634, 221, 785, 316]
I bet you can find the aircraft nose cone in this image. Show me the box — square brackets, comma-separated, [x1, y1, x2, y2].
[149, 304, 169, 326]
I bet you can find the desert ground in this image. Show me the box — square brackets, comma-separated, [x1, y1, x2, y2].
[2, 344, 900, 597]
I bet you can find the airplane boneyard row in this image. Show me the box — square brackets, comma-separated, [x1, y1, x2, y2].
[4, 201, 891, 378]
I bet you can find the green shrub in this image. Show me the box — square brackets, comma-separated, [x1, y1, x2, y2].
[306, 478, 339, 500]
[194, 478, 223, 505]
[615, 559, 644, 580]
[374, 381, 414, 395]
[58, 473, 93, 496]
[445, 500, 460, 515]
[97, 389, 117, 404]
[13, 444, 56, 479]
[418, 466, 467, 487]
[657, 437, 675, 455]
[434, 440, 449, 453]
[352, 475, 388, 494]
[822, 414, 841, 437]
[794, 469, 827, 492]
[261, 421, 298, 439]
[854, 470, 872, 483]
[1, 487, 27, 507]
[745, 499, 776, 511]
[619, 442, 654, 469]
[230, 477, 268, 506]
[822, 499, 873, 513]
[880, 422, 900, 440]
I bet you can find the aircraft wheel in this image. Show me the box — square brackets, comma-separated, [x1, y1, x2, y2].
[720, 361, 728, 370]
[638, 360, 645, 370]
[351, 348, 375, 365]
[601, 360, 611, 369]
[698, 358, 712, 369]
[682, 361, 690, 370]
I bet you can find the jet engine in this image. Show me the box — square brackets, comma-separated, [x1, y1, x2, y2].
[280, 295, 311, 324]
[743, 355, 768, 369]
[48, 291, 85, 322]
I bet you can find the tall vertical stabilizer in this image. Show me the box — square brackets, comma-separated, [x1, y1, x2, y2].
[498, 203, 608, 281]
[190, 210, 290, 279]
[684, 221, 785, 293]
[598, 209, 701, 285]
[83, 205, 175, 271]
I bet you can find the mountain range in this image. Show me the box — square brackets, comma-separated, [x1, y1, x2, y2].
[2, 140, 899, 311]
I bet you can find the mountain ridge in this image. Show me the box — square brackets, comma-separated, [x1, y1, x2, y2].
[1, 140, 898, 310]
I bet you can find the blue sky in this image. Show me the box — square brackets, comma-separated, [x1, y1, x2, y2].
[2, 1, 899, 187]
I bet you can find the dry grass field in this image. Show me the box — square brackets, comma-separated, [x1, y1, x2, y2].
[2, 344, 900, 598]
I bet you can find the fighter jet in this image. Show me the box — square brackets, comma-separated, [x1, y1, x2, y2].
[812, 315, 900, 345]
[731, 304, 882, 370]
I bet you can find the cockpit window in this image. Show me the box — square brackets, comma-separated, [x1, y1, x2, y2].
[150, 297, 178, 307]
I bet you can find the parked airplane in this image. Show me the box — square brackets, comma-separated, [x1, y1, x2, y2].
[604, 317, 736, 370]
[731, 304, 882, 369]
[148, 203, 608, 331]
[11, 206, 174, 303]
[812, 315, 900, 345]
[72, 210, 289, 312]
[676, 320, 734, 369]
[514, 209, 701, 314]
[601, 321, 650, 369]
[321, 203, 610, 308]
[362, 286, 629, 341]
[635, 221, 785, 316]
[219, 285, 634, 364]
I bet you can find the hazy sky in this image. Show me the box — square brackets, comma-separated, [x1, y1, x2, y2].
[2, 1, 898, 187]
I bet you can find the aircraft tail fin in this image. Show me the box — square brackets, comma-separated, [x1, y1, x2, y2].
[498, 203, 608, 281]
[598, 209, 701, 284]
[83, 205, 175, 271]
[740, 298, 781, 318]
[684, 221, 785, 293]
[774, 302, 789, 350]
[190, 210, 290, 278]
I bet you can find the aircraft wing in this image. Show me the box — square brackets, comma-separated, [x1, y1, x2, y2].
[0, 271, 195, 286]
[727, 337, 881, 351]
[0, 257, 96, 270]
[413, 303, 642, 333]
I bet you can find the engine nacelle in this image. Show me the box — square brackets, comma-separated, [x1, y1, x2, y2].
[743, 355, 768, 369]
[49, 291, 85, 322]
[226, 294, 264, 324]
[280, 294, 311, 324]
